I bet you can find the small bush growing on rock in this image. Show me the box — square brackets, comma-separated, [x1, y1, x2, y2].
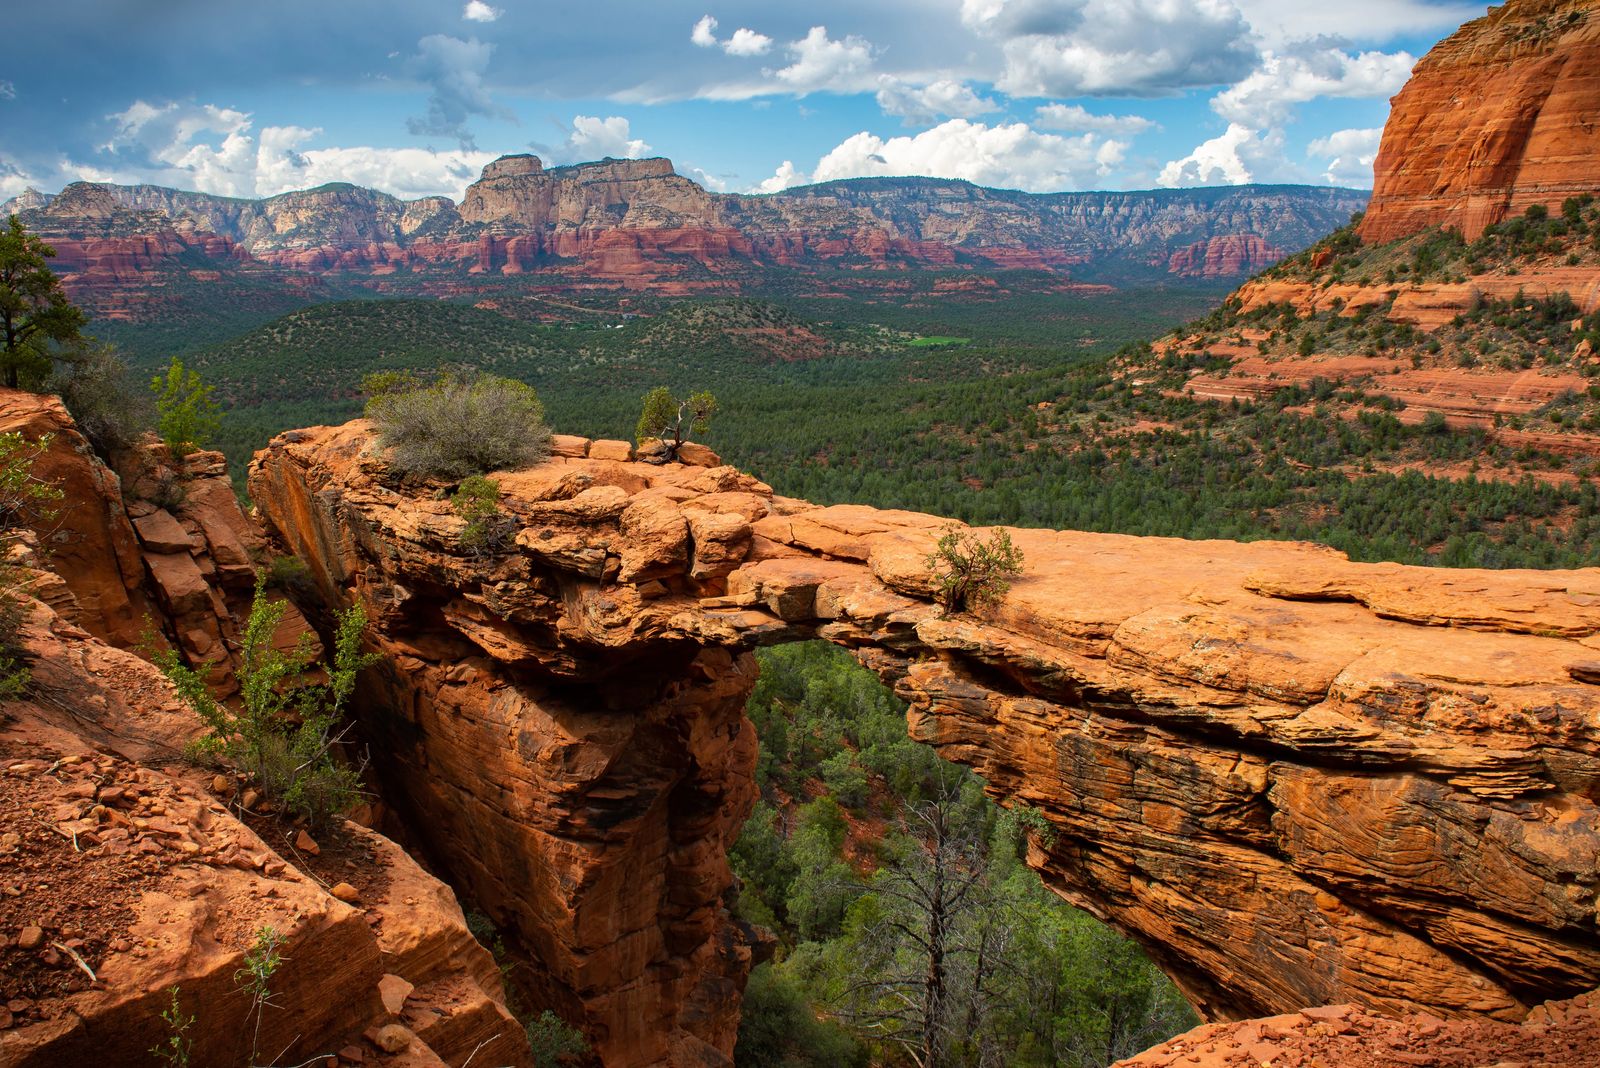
[636, 386, 717, 462]
[451, 475, 514, 556]
[160, 572, 380, 829]
[46, 342, 153, 458]
[0, 431, 63, 535]
[235, 924, 286, 1066]
[925, 525, 1024, 616]
[0, 433, 65, 701]
[0, 573, 32, 704]
[149, 987, 194, 1068]
[526, 1010, 590, 1068]
[146, 465, 189, 513]
[151, 357, 222, 457]
[366, 370, 552, 478]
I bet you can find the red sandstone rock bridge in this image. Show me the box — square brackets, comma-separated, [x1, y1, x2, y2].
[250, 422, 1600, 1068]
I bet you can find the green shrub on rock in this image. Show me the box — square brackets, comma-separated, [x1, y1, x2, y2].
[365, 370, 552, 478]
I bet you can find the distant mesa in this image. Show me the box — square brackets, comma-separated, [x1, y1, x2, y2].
[478, 153, 545, 180]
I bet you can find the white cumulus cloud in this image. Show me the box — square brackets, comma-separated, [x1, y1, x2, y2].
[724, 28, 773, 57]
[99, 99, 496, 199]
[753, 160, 806, 194]
[1213, 46, 1414, 126]
[876, 78, 996, 125]
[770, 26, 876, 94]
[690, 15, 772, 56]
[1033, 103, 1155, 136]
[1157, 122, 1290, 187]
[552, 115, 651, 163]
[1159, 41, 1411, 188]
[1308, 126, 1382, 186]
[758, 118, 1128, 194]
[462, 1, 501, 23]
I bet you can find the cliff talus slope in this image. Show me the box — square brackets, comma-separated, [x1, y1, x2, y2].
[1141, 0, 1600, 477]
[251, 423, 1600, 1065]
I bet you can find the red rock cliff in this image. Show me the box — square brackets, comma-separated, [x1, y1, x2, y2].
[249, 423, 1600, 1065]
[1360, 0, 1600, 243]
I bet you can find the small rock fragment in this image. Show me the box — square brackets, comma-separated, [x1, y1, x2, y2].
[371, 1024, 410, 1053]
[17, 926, 45, 951]
[330, 881, 360, 904]
[378, 973, 414, 1017]
[295, 829, 321, 856]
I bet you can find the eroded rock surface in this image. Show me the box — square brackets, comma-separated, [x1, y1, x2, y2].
[1361, 0, 1600, 243]
[251, 421, 1600, 1064]
[0, 576, 529, 1067]
[1114, 989, 1600, 1068]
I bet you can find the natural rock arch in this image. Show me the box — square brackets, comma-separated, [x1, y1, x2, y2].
[250, 423, 1600, 1068]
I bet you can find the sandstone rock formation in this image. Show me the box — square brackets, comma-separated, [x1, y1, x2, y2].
[1164, 234, 1284, 278]
[250, 420, 1600, 1065]
[1361, 0, 1600, 243]
[1114, 988, 1600, 1068]
[0, 564, 529, 1066]
[0, 389, 307, 692]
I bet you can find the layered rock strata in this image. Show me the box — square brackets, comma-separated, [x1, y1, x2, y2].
[1114, 988, 1600, 1068]
[251, 421, 1600, 1063]
[1360, 0, 1600, 243]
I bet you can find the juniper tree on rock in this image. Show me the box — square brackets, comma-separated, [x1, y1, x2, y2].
[0, 216, 87, 390]
[636, 386, 717, 462]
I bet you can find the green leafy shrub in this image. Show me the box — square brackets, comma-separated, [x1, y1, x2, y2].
[526, 1010, 589, 1068]
[149, 987, 194, 1068]
[366, 370, 551, 478]
[151, 357, 222, 456]
[0, 431, 65, 703]
[235, 925, 285, 1066]
[160, 573, 380, 828]
[735, 963, 867, 1068]
[450, 475, 514, 555]
[0, 572, 32, 704]
[925, 525, 1024, 615]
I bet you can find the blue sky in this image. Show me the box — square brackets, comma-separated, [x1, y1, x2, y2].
[0, 0, 1484, 203]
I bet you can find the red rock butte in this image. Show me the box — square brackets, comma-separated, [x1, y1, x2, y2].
[1360, 0, 1600, 243]
[243, 420, 1600, 1067]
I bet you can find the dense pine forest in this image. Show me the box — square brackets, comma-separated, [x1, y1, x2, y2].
[98, 255, 1600, 571]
